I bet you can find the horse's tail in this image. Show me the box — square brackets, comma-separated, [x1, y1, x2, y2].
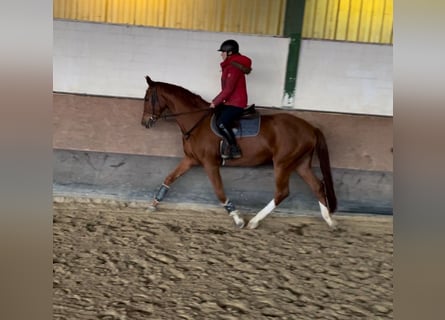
[315, 128, 337, 213]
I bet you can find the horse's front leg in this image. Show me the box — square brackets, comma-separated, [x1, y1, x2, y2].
[149, 156, 196, 210]
[202, 163, 245, 229]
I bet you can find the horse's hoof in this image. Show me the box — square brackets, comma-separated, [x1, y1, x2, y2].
[229, 210, 244, 229]
[234, 219, 245, 229]
[328, 219, 338, 229]
[246, 219, 259, 230]
[147, 201, 158, 212]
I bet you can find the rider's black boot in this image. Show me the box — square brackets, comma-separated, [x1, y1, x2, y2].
[218, 124, 242, 159]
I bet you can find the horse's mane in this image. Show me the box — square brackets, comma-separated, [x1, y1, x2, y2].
[158, 82, 209, 109]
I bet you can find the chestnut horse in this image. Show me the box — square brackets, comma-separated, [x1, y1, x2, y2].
[141, 75, 337, 229]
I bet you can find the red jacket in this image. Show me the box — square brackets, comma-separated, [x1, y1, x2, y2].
[212, 53, 252, 108]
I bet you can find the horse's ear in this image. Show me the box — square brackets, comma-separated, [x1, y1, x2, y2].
[145, 75, 155, 87]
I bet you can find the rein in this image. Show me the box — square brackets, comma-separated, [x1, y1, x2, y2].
[182, 109, 212, 139]
[160, 108, 211, 120]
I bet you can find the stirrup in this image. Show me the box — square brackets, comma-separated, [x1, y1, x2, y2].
[230, 145, 242, 159]
[220, 140, 231, 159]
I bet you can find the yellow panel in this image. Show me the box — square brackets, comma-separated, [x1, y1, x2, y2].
[147, 0, 167, 27]
[250, 0, 264, 34]
[358, 0, 373, 42]
[202, 0, 224, 32]
[369, 0, 385, 43]
[222, 0, 240, 33]
[106, 0, 118, 23]
[302, 0, 316, 38]
[381, 0, 393, 43]
[134, 0, 146, 25]
[77, 0, 90, 20]
[254, 0, 274, 34]
[59, 0, 71, 19]
[107, 0, 130, 24]
[53, 0, 286, 37]
[301, 0, 392, 44]
[312, 0, 328, 39]
[164, 0, 178, 29]
[190, 0, 202, 30]
[90, 0, 106, 22]
[324, 0, 340, 40]
[273, 0, 287, 35]
[66, 0, 79, 20]
[200, 0, 220, 31]
[335, 0, 350, 41]
[346, 0, 360, 41]
[238, 0, 252, 33]
[53, 0, 66, 18]
[54, 0, 392, 42]
[126, 0, 137, 24]
[170, 0, 182, 29]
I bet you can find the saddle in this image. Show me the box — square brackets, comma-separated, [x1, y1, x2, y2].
[239, 104, 257, 119]
[210, 104, 261, 138]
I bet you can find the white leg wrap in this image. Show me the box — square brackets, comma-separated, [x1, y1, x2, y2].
[229, 210, 245, 228]
[247, 199, 276, 229]
[254, 199, 276, 221]
[319, 201, 336, 227]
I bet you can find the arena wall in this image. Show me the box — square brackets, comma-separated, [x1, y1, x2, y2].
[53, 94, 393, 214]
[54, 20, 393, 116]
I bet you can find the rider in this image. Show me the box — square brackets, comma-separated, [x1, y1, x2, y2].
[210, 39, 252, 159]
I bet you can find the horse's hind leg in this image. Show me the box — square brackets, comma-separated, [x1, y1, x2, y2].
[296, 159, 336, 228]
[246, 165, 291, 229]
[149, 156, 196, 210]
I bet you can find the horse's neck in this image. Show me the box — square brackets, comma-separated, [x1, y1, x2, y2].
[163, 87, 207, 113]
[162, 88, 208, 129]
[166, 96, 194, 113]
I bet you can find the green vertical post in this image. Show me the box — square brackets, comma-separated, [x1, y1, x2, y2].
[282, 0, 306, 106]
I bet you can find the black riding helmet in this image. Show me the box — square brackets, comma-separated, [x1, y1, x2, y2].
[218, 39, 239, 55]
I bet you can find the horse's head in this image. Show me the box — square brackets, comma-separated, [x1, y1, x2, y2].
[141, 75, 168, 128]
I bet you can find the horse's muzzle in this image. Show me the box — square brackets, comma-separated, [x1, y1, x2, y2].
[142, 116, 157, 128]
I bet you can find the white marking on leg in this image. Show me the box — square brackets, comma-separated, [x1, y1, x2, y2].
[221, 200, 244, 228]
[319, 201, 336, 228]
[229, 210, 245, 228]
[247, 199, 276, 229]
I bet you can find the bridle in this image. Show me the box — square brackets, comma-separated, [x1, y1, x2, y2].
[145, 86, 212, 139]
[144, 86, 160, 127]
